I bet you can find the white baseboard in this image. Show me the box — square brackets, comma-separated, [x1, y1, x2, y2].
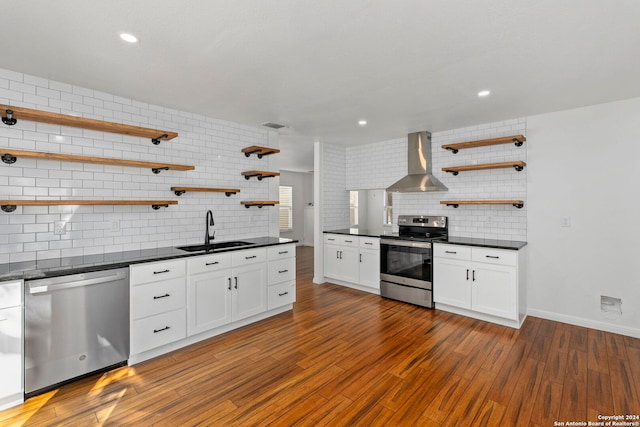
[527, 308, 640, 338]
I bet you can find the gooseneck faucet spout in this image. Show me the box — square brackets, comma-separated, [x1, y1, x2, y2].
[205, 210, 215, 245]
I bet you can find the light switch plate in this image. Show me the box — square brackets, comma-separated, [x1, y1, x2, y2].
[561, 217, 571, 227]
[54, 220, 66, 235]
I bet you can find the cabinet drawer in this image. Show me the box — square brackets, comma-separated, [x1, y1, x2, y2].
[130, 259, 186, 286]
[359, 237, 380, 249]
[130, 308, 186, 355]
[268, 257, 296, 285]
[267, 281, 296, 310]
[187, 253, 232, 275]
[267, 244, 295, 261]
[232, 248, 266, 266]
[324, 234, 359, 246]
[472, 247, 516, 266]
[0, 281, 22, 309]
[131, 277, 186, 320]
[434, 244, 471, 261]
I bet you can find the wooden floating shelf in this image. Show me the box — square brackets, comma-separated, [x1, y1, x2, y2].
[1, 148, 194, 174]
[171, 187, 240, 197]
[440, 200, 524, 209]
[241, 170, 280, 181]
[442, 161, 526, 175]
[0, 200, 178, 213]
[241, 201, 280, 208]
[442, 135, 526, 154]
[1, 104, 178, 144]
[241, 146, 280, 159]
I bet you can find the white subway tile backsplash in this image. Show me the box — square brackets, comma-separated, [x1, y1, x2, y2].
[0, 67, 275, 260]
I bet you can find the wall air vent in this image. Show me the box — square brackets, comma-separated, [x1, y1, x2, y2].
[261, 122, 287, 130]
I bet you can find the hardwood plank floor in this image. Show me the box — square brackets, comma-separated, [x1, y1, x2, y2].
[2, 246, 639, 426]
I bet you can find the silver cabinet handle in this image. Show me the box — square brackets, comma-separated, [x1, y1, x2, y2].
[327, 238, 335, 241]
[364, 242, 373, 245]
[0, 318, 8, 322]
[153, 269, 170, 274]
[153, 326, 170, 333]
[345, 240, 353, 243]
[153, 293, 170, 300]
[205, 261, 219, 266]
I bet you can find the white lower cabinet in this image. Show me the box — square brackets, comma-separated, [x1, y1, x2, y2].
[267, 244, 296, 310]
[324, 234, 380, 293]
[187, 248, 269, 336]
[433, 243, 526, 328]
[0, 280, 23, 410]
[130, 259, 187, 355]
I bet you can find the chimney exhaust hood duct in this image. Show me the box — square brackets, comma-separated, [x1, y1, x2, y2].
[386, 131, 448, 193]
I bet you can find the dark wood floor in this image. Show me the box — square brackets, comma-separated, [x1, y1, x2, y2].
[2, 246, 639, 426]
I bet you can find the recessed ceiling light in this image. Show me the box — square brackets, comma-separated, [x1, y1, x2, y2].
[120, 33, 139, 43]
[358, 120, 367, 126]
[477, 90, 491, 97]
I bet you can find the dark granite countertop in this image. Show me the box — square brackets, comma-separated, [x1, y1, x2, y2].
[324, 228, 392, 238]
[436, 236, 527, 250]
[0, 237, 297, 281]
[324, 229, 526, 251]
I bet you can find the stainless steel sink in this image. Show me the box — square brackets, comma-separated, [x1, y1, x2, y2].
[176, 241, 254, 252]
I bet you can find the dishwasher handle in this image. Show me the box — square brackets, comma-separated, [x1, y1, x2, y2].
[28, 271, 127, 295]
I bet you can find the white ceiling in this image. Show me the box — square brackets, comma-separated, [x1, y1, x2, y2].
[2, 1, 640, 171]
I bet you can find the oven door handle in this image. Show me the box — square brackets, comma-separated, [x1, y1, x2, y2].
[380, 239, 431, 249]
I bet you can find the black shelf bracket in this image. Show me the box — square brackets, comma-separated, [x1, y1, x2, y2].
[1, 153, 17, 164]
[244, 203, 275, 208]
[1, 205, 17, 213]
[174, 190, 186, 196]
[152, 167, 170, 174]
[445, 147, 459, 154]
[225, 192, 236, 197]
[244, 174, 275, 181]
[151, 134, 169, 145]
[151, 204, 169, 210]
[1, 110, 17, 126]
[445, 170, 459, 176]
[446, 204, 460, 208]
[513, 138, 524, 147]
[513, 203, 524, 209]
[513, 165, 524, 172]
[244, 149, 261, 158]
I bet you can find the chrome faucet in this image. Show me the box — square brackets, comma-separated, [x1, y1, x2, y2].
[205, 210, 215, 245]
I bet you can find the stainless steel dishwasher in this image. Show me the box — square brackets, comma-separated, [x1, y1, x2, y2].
[25, 268, 130, 397]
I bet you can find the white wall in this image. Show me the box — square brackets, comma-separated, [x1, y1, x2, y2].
[344, 119, 528, 240]
[0, 68, 278, 262]
[322, 144, 349, 230]
[279, 170, 313, 244]
[527, 97, 640, 336]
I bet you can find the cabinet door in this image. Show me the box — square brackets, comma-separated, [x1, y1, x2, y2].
[359, 248, 380, 289]
[188, 270, 232, 335]
[433, 257, 471, 309]
[472, 263, 517, 320]
[338, 246, 359, 284]
[0, 306, 22, 400]
[324, 243, 341, 279]
[233, 263, 267, 321]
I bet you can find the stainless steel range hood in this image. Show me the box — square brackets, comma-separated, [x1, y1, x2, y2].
[386, 131, 448, 192]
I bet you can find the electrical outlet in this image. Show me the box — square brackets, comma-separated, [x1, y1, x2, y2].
[54, 220, 66, 235]
[110, 219, 120, 232]
[561, 216, 571, 227]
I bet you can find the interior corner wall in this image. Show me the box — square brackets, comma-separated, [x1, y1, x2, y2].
[527, 97, 640, 337]
[321, 144, 349, 231]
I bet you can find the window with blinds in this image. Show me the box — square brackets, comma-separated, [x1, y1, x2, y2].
[279, 186, 293, 231]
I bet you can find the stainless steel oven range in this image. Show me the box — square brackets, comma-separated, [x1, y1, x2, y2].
[380, 215, 448, 308]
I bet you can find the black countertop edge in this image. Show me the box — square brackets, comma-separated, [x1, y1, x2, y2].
[324, 229, 526, 250]
[324, 228, 391, 238]
[436, 237, 527, 250]
[0, 237, 298, 282]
